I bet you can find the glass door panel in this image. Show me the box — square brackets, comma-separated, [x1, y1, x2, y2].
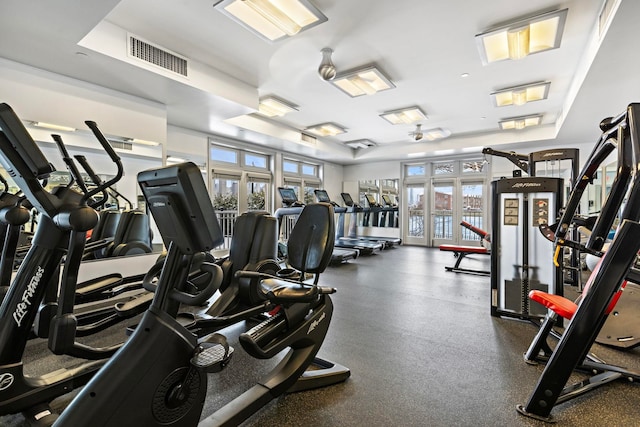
[432, 181, 454, 246]
[405, 184, 425, 243]
[460, 181, 484, 244]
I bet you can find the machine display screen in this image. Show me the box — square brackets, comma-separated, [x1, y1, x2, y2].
[315, 189, 330, 202]
[278, 187, 298, 204]
[341, 193, 354, 206]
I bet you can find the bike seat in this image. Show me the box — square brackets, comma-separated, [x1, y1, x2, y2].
[260, 278, 319, 303]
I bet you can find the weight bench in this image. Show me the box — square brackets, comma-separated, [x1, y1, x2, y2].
[439, 221, 490, 276]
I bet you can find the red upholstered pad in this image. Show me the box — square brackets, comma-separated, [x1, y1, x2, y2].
[439, 244, 488, 254]
[529, 290, 578, 320]
[529, 282, 627, 320]
[460, 220, 489, 240]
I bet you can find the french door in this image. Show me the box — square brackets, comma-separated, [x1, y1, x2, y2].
[432, 179, 485, 246]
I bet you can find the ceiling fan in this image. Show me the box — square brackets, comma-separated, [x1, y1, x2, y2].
[409, 124, 424, 141]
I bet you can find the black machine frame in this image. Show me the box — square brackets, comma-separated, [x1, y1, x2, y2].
[483, 147, 582, 286]
[55, 163, 349, 426]
[517, 103, 640, 421]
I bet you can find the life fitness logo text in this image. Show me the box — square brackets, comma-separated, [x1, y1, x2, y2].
[13, 266, 44, 327]
[308, 312, 326, 334]
[0, 373, 14, 391]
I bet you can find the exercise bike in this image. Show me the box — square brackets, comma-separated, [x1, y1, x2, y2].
[54, 162, 349, 426]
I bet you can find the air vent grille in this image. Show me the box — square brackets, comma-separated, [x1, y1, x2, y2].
[129, 35, 188, 77]
[108, 140, 133, 151]
[345, 139, 376, 149]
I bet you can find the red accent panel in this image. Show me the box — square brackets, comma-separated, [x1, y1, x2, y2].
[439, 244, 488, 254]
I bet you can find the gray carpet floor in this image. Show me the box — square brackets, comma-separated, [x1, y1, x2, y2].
[3, 245, 640, 426]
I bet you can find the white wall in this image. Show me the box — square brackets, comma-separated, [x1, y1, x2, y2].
[167, 125, 208, 163]
[0, 58, 167, 242]
[343, 160, 400, 182]
[322, 161, 344, 203]
[0, 58, 166, 143]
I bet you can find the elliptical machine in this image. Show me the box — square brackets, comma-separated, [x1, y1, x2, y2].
[0, 103, 125, 426]
[54, 162, 348, 426]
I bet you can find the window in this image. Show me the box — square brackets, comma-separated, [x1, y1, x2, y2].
[244, 152, 268, 169]
[434, 162, 454, 175]
[282, 157, 323, 206]
[212, 171, 240, 211]
[406, 164, 425, 176]
[303, 180, 320, 205]
[210, 146, 238, 164]
[283, 160, 299, 174]
[247, 173, 270, 211]
[301, 163, 317, 176]
[463, 160, 484, 173]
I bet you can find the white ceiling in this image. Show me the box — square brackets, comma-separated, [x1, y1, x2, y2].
[0, 0, 636, 165]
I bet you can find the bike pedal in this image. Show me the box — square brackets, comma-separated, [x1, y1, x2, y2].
[190, 334, 234, 373]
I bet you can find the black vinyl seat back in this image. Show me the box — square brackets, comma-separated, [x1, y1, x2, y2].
[221, 211, 277, 290]
[108, 210, 153, 256]
[114, 211, 149, 254]
[89, 209, 121, 243]
[287, 203, 335, 275]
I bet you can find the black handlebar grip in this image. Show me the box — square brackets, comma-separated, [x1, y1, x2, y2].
[234, 270, 263, 279]
[51, 134, 72, 158]
[75, 155, 102, 185]
[84, 120, 121, 162]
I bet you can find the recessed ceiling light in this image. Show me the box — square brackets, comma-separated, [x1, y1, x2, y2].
[476, 9, 568, 64]
[166, 155, 188, 164]
[499, 114, 543, 130]
[30, 121, 76, 132]
[258, 96, 298, 117]
[305, 122, 347, 137]
[213, 0, 327, 42]
[127, 138, 161, 147]
[330, 65, 395, 97]
[461, 73, 470, 78]
[491, 82, 551, 107]
[380, 107, 427, 125]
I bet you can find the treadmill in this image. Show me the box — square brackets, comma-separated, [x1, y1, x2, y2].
[275, 188, 359, 263]
[381, 194, 399, 228]
[314, 190, 382, 254]
[341, 192, 402, 248]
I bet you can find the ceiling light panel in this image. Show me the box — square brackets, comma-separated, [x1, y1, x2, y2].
[422, 128, 452, 141]
[214, 0, 327, 42]
[305, 122, 347, 137]
[491, 81, 551, 107]
[476, 9, 568, 64]
[499, 114, 543, 130]
[380, 107, 427, 125]
[31, 121, 76, 132]
[258, 96, 298, 117]
[331, 66, 395, 97]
